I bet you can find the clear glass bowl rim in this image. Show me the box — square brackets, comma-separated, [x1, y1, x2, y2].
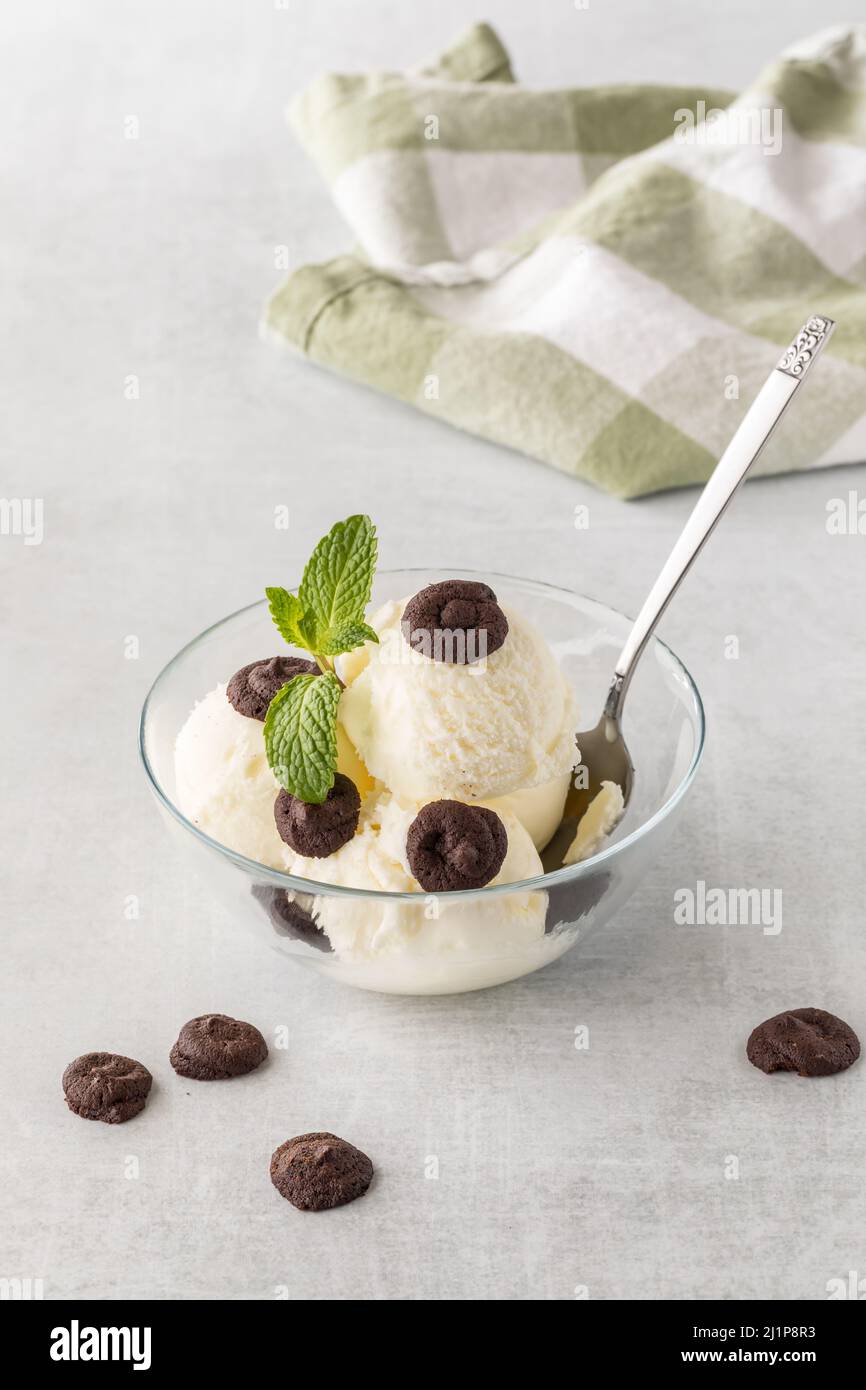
[139, 569, 706, 905]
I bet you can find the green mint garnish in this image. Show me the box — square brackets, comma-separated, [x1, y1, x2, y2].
[298, 513, 378, 655]
[316, 619, 379, 656]
[263, 672, 342, 805]
[265, 586, 306, 650]
[263, 515, 380, 803]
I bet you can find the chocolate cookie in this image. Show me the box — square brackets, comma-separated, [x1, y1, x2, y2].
[747, 1008, 860, 1078]
[274, 773, 360, 858]
[406, 800, 507, 891]
[251, 884, 332, 952]
[227, 656, 318, 721]
[402, 579, 508, 664]
[270, 1132, 374, 1212]
[63, 1052, 153, 1124]
[169, 1014, 268, 1081]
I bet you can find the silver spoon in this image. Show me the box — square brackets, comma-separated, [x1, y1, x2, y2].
[541, 313, 836, 873]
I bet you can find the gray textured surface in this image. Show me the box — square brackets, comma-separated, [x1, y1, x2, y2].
[2, 0, 865, 1301]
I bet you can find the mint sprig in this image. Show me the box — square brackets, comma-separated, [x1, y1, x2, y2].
[298, 513, 378, 655]
[263, 515, 379, 804]
[317, 619, 379, 656]
[265, 586, 306, 650]
[264, 673, 342, 805]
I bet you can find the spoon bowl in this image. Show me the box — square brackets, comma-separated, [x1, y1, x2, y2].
[541, 709, 635, 873]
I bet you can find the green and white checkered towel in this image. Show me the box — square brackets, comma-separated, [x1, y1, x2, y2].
[265, 22, 866, 497]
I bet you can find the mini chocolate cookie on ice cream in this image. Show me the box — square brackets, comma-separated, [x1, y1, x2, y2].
[63, 1052, 153, 1124]
[274, 773, 361, 858]
[270, 1132, 374, 1211]
[406, 800, 507, 891]
[170, 1013, 268, 1080]
[227, 656, 318, 721]
[402, 579, 508, 663]
[747, 1008, 860, 1077]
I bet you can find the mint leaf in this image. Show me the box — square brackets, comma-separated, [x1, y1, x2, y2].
[263, 673, 341, 805]
[316, 620, 379, 657]
[298, 515, 377, 651]
[265, 586, 307, 651]
[262, 517, 380, 801]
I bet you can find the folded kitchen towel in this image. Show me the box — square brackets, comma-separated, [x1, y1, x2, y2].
[264, 22, 866, 497]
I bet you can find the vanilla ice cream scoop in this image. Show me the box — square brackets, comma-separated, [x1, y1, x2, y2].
[174, 681, 371, 869]
[339, 597, 578, 849]
[279, 792, 570, 994]
[563, 781, 624, 864]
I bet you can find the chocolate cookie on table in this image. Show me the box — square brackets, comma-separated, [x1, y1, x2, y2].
[747, 1008, 860, 1077]
[63, 1052, 153, 1124]
[170, 1013, 268, 1080]
[270, 1132, 374, 1212]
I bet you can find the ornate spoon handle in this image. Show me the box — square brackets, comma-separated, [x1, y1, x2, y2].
[606, 314, 836, 720]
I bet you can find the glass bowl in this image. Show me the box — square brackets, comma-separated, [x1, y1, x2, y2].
[139, 569, 705, 995]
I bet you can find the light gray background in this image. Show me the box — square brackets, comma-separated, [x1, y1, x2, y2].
[2, 0, 864, 1301]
